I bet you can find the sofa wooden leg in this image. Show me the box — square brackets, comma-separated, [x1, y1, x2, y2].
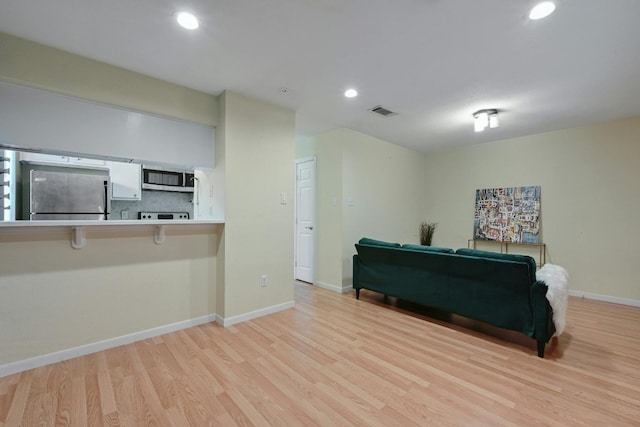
[537, 340, 545, 358]
[355, 288, 360, 299]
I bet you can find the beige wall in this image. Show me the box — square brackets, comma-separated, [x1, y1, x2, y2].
[220, 91, 295, 318]
[341, 129, 426, 284]
[0, 33, 298, 367]
[307, 130, 344, 289]
[0, 227, 218, 365]
[301, 128, 426, 289]
[0, 33, 222, 367]
[0, 32, 218, 126]
[214, 94, 227, 317]
[301, 117, 640, 303]
[423, 116, 640, 301]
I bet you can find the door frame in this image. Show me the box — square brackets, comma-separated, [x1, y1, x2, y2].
[294, 156, 316, 283]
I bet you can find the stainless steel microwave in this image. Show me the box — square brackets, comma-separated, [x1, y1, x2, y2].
[142, 166, 194, 192]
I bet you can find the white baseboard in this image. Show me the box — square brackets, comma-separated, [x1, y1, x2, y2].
[0, 314, 216, 379]
[569, 290, 640, 308]
[315, 281, 354, 294]
[216, 300, 295, 327]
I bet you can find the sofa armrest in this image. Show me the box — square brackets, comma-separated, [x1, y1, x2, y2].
[530, 280, 556, 343]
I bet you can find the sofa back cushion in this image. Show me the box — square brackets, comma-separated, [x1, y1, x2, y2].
[401, 244, 454, 254]
[358, 237, 401, 248]
[455, 248, 537, 283]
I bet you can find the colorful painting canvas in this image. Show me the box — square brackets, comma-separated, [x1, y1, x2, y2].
[473, 186, 541, 243]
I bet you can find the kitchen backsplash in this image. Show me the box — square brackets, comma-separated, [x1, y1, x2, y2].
[111, 190, 194, 220]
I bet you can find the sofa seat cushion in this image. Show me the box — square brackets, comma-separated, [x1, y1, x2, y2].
[358, 237, 401, 248]
[402, 244, 454, 254]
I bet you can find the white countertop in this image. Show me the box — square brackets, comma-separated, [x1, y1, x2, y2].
[0, 219, 224, 227]
[0, 219, 225, 247]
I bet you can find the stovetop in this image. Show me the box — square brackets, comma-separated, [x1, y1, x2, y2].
[138, 211, 190, 220]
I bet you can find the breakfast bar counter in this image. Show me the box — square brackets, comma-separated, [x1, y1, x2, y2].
[0, 219, 224, 248]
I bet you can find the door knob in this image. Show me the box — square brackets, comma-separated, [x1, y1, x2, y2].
[305, 226, 314, 230]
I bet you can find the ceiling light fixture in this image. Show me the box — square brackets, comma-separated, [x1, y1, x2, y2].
[344, 89, 358, 98]
[529, 2, 556, 20]
[176, 11, 199, 30]
[473, 109, 500, 132]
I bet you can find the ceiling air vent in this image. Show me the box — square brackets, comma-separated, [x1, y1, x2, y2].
[368, 105, 397, 117]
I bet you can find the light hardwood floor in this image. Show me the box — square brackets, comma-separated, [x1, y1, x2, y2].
[1, 282, 640, 426]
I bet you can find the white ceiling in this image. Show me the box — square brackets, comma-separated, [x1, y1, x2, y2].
[2, 0, 640, 152]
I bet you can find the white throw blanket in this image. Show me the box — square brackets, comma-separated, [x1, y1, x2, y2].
[536, 264, 569, 336]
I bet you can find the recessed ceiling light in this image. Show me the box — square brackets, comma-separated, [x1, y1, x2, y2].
[176, 11, 199, 30]
[529, 2, 556, 20]
[344, 89, 358, 98]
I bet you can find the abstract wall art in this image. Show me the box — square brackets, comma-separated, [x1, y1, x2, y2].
[473, 186, 541, 243]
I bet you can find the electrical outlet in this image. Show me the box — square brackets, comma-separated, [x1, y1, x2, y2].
[261, 275, 267, 287]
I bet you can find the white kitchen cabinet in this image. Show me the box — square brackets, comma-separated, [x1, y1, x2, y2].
[19, 152, 105, 166]
[19, 152, 69, 164]
[107, 161, 141, 200]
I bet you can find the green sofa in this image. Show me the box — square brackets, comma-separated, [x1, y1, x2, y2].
[352, 238, 556, 357]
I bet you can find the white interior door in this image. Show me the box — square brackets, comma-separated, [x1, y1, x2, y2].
[295, 157, 316, 283]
